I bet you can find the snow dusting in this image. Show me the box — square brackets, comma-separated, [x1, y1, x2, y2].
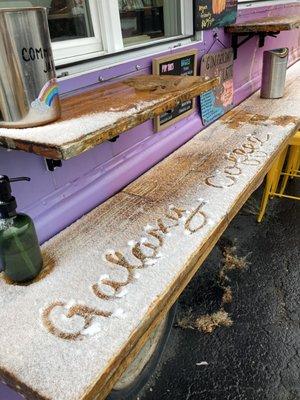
[0, 62, 298, 400]
[0, 100, 161, 146]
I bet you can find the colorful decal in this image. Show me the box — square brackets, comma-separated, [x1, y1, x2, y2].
[31, 79, 59, 112]
[200, 48, 234, 126]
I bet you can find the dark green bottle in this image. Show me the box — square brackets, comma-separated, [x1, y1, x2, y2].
[0, 175, 43, 283]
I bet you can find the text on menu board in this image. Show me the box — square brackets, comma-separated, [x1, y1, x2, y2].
[153, 50, 197, 131]
[200, 48, 234, 126]
[195, 0, 237, 30]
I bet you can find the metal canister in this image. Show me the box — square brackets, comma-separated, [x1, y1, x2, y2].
[0, 7, 61, 128]
[260, 48, 289, 99]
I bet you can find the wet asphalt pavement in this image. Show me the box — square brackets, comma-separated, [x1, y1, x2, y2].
[138, 180, 300, 400]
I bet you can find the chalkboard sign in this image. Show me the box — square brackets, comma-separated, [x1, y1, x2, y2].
[200, 47, 234, 126]
[195, 0, 237, 30]
[153, 50, 198, 132]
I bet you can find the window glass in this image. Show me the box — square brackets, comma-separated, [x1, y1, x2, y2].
[0, 0, 94, 42]
[118, 0, 182, 46]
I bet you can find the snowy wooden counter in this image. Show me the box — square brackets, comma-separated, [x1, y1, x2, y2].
[0, 75, 218, 160]
[0, 62, 299, 400]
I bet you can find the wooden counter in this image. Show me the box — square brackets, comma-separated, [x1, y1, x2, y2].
[0, 62, 299, 400]
[0, 75, 218, 160]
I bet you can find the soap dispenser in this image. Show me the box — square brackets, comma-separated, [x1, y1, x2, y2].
[0, 175, 43, 283]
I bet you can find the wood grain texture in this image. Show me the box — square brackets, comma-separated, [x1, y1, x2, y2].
[0, 75, 218, 160]
[226, 15, 300, 33]
[0, 62, 299, 400]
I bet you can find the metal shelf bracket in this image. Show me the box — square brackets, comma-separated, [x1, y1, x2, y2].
[231, 31, 280, 60]
[45, 158, 63, 172]
[108, 135, 120, 143]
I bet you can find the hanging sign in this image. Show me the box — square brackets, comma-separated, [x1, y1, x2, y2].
[200, 47, 234, 126]
[153, 50, 198, 132]
[194, 0, 238, 30]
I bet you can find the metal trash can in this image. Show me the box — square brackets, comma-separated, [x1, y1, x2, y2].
[260, 48, 289, 99]
[0, 7, 61, 128]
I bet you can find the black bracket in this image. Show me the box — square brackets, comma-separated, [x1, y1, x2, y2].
[231, 31, 280, 60]
[108, 135, 120, 143]
[45, 158, 63, 172]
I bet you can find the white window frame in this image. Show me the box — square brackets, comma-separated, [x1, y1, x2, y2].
[51, 0, 194, 66]
[52, 0, 106, 63]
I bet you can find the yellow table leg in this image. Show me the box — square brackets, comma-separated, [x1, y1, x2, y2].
[257, 147, 288, 222]
[279, 145, 300, 194]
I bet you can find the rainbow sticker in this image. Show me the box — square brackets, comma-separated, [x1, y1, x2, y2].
[31, 79, 59, 113]
[38, 79, 59, 106]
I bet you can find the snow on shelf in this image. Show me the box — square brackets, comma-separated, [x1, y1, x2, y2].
[0, 75, 218, 160]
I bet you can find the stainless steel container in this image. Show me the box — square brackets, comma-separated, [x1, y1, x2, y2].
[0, 7, 61, 128]
[260, 48, 289, 99]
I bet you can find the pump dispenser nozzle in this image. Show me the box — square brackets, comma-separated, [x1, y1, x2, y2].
[0, 176, 30, 218]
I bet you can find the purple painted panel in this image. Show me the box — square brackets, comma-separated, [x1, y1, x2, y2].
[0, 148, 55, 210]
[0, 384, 23, 400]
[51, 141, 113, 189]
[112, 120, 152, 157]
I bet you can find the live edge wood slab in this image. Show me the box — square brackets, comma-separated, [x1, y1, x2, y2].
[0, 62, 299, 400]
[0, 75, 218, 160]
[226, 15, 300, 33]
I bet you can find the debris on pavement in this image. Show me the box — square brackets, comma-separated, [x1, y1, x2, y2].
[221, 286, 233, 305]
[176, 243, 249, 334]
[195, 310, 233, 333]
[176, 308, 195, 330]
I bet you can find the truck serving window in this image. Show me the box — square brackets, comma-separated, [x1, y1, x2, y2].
[1, 0, 192, 66]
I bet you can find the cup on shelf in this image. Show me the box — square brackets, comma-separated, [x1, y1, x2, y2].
[260, 48, 289, 99]
[0, 7, 61, 128]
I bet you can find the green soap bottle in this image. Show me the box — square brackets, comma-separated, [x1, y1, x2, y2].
[0, 175, 43, 283]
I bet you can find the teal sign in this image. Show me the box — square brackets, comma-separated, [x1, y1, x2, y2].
[200, 48, 234, 126]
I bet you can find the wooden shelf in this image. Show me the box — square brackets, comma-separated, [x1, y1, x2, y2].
[226, 15, 300, 33]
[0, 62, 299, 400]
[226, 15, 300, 59]
[0, 75, 218, 161]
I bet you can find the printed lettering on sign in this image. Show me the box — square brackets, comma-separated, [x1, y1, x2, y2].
[21, 47, 55, 74]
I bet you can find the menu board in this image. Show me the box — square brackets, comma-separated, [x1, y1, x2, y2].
[153, 50, 197, 132]
[200, 48, 234, 126]
[194, 0, 237, 30]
